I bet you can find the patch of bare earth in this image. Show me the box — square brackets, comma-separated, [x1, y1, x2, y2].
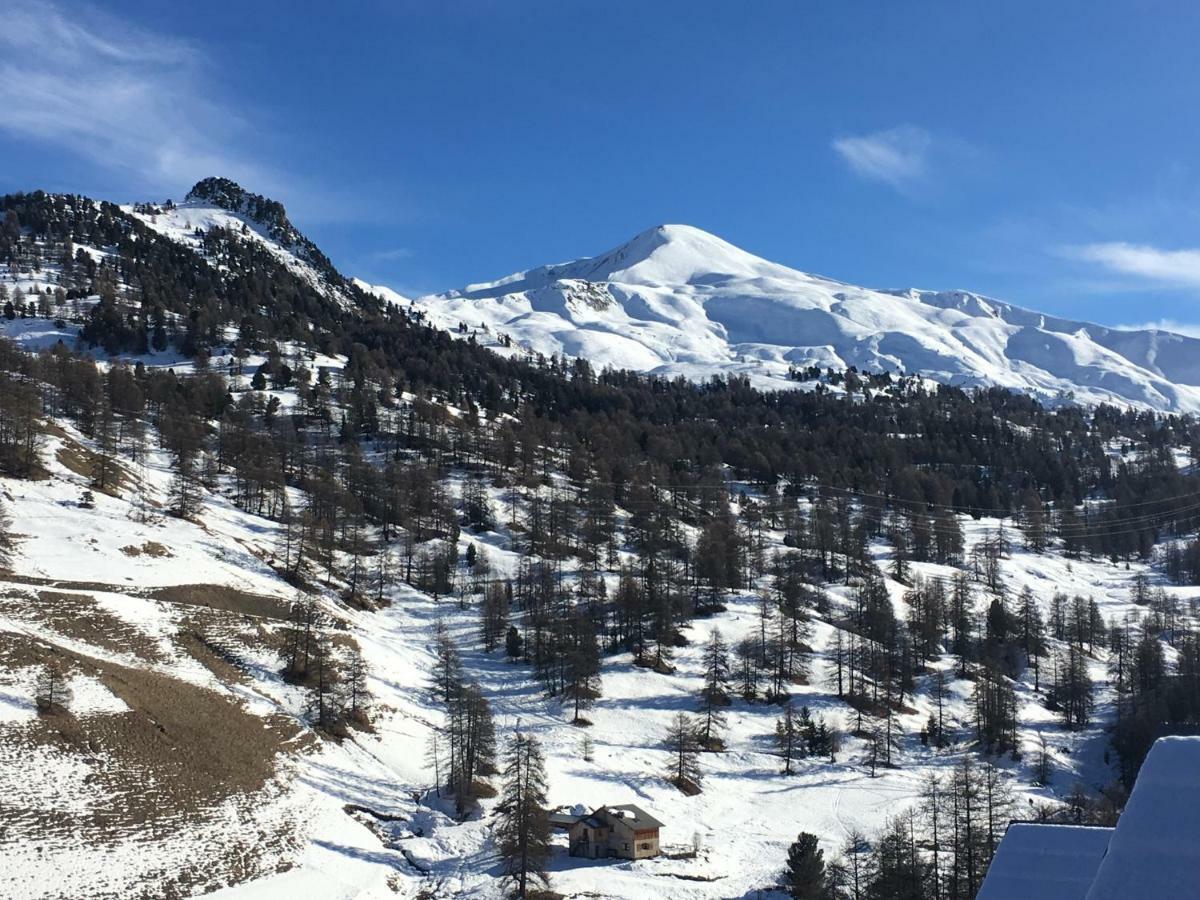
[148, 584, 293, 620]
[0, 578, 316, 899]
[0, 589, 165, 662]
[54, 441, 130, 497]
[120, 541, 173, 559]
[0, 639, 306, 899]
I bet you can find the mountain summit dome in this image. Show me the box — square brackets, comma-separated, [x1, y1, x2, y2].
[415, 225, 1200, 412]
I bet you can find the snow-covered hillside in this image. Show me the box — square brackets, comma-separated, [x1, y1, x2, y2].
[2, 400, 1178, 900]
[403, 224, 1200, 412]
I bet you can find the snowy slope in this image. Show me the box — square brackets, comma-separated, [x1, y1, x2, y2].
[5, 394, 1174, 899]
[405, 224, 1200, 412]
[125, 201, 354, 306]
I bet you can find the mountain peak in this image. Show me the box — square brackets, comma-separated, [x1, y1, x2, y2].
[181, 177, 341, 284]
[186, 177, 293, 235]
[574, 222, 786, 286]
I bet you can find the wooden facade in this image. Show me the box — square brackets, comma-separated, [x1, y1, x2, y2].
[561, 805, 663, 861]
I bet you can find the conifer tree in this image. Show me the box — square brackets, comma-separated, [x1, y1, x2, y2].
[34, 659, 72, 713]
[340, 646, 372, 726]
[663, 711, 702, 791]
[783, 831, 827, 899]
[495, 731, 552, 899]
[564, 609, 601, 723]
[698, 627, 730, 750]
[0, 495, 13, 570]
[306, 638, 342, 732]
[775, 702, 803, 775]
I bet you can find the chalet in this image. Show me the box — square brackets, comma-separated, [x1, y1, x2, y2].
[550, 804, 664, 861]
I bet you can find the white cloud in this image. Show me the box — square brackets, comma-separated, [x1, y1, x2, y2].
[832, 125, 932, 188]
[0, 1, 273, 197]
[1117, 319, 1200, 338]
[1068, 241, 1200, 288]
[371, 247, 416, 262]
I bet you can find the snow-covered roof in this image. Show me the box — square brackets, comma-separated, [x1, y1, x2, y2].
[976, 823, 1112, 900]
[1085, 736, 1200, 900]
[602, 804, 664, 831]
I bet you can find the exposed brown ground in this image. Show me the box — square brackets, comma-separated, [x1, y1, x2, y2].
[148, 583, 294, 620]
[0, 581, 314, 899]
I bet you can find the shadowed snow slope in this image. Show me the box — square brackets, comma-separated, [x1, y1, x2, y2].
[407, 224, 1200, 412]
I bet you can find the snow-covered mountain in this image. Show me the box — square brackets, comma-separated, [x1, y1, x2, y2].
[407, 224, 1200, 412]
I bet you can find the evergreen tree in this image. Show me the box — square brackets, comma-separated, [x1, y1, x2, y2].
[505, 624, 523, 660]
[663, 711, 702, 792]
[784, 831, 828, 899]
[495, 732, 552, 899]
[0, 495, 13, 570]
[564, 608, 601, 723]
[698, 627, 731, 749]
[340, 646, 372, 726]
[306, 638, 343, 732]
[868, 814, 927, 900]
[775, 702, 803, 775]
[34, 658, 72, 713]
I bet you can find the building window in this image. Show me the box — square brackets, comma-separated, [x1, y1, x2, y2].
[624, 843, 629, 851]
[640, 843, 651, 850]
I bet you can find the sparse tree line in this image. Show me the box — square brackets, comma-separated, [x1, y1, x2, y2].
[278, 594, 372, 736]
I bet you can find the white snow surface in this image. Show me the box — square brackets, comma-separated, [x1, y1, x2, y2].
[976, 823, 1112, 900]
[395, 224, 1200, 411]
[1084, 736, 1200, 900]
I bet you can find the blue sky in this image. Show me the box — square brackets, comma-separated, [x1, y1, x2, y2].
[3, 1, 1200, 331]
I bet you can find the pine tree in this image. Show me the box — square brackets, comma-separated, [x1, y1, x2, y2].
[505, 624, 523, 660]
[663, 711, 702, 792]
[0, 495, 13, 570]
[495, 731, 552, 899]
[91, 399, 119, 493]
[698, 627, 730, 750]
[306, 638, 343, 733]
[340, 646, 372, 726]
[481, 581, 508, 651]
[432, 620, 464, 704]
[869, 814, 927, 900]
[34, 659, 72, 713]
[564, 609, 601, 723]
[775, 702, 803, 775]
[784, 832, 827, 899]
[841, 829, 872, 900]
[735, 636, 760, 701]
[425, 729, 446, 797]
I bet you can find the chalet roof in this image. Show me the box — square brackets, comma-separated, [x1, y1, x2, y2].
[976, 823, 1112, 900]
[548, 812, 581, 828]
[1084, 735, 1200, 900]
[980, 735, 1200, 900]
[601, 804, 664, 830]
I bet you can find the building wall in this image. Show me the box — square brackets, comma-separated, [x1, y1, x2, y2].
[568, 814, 660, 860]
[631, 828, 659, 860]
[609, 820, 660, 859]
[568, 823, 610, 858]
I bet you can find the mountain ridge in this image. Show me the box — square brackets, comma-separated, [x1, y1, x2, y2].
[410, 223, 1200, 413]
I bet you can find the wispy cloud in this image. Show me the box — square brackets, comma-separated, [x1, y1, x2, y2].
[832, 125, 932, 189]
[370, 247, 416, 262]
[0, 1, 270, 196]
[1066, 241, 1200, 289]
[1117, 319, 1200, 338]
